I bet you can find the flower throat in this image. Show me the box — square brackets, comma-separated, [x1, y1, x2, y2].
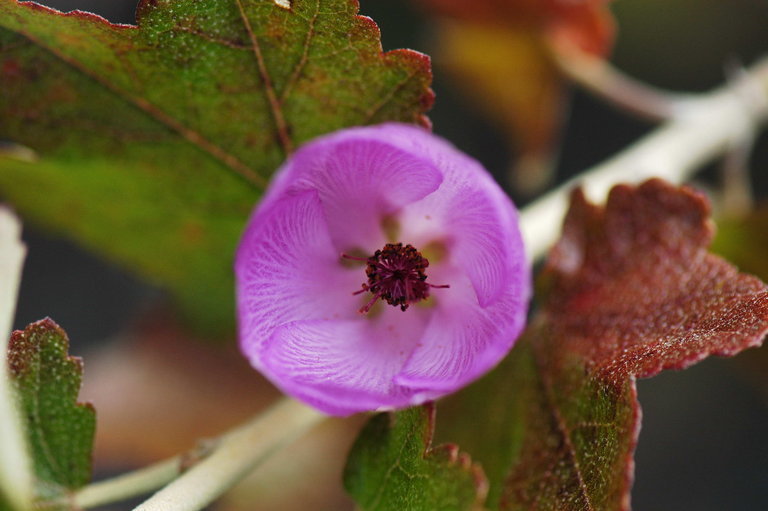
[343, 242, 449, 314]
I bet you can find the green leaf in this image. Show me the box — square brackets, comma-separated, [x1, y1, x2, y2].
[344, 404, 487, 511]
[438, 329, 638, 510]
[7, 318, 95, 504]
[436, 180, 768, 510]
[711, 204, 768, 398]
[712, 204, 768, 282]
[0, 0, 433, 332]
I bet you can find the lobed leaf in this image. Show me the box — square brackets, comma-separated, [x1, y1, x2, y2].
[416, 0, 614, 193]
[344, 403, 487, 511]
[436, 179, 768, 509]
[7, 318, 95, 505]
[0, 0, 433, 332]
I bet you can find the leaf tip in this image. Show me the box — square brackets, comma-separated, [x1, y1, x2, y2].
[273, 0, 291, 10]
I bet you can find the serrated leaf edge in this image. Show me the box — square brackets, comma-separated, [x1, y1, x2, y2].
[4, 0, 434, 188]
[8, 317, 95, 494]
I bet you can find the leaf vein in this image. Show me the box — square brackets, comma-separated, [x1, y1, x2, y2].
[6, 24, 266, 188]
[369, 425, 415, 510]
[363, 68, 421, 124]
[28, 339, 66, 484]
[279, 0, 321, 102]
[234, 0, 294, 155]
[533, 345, 596, 511]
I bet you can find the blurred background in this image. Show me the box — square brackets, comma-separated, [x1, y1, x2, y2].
[8, 0, 768, 509]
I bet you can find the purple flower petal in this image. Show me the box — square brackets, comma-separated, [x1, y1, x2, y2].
[261, 309, 429, 415]
[261, 132, 444, 252]
[394, 264, 529, 390]
[236, 123, 531, 416]
[235, 189, 360, 367]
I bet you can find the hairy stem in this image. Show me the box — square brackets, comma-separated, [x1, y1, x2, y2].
[520, 56, 768, 261]
[73, 398, 324, 511]
[73, 457, 182, 509]
[132, 398, 322, 511]
[552, 45, 683, 121]
[0, 208, 32, 510]
[719, 62, 765, 218]
[720, 133, 756, 219]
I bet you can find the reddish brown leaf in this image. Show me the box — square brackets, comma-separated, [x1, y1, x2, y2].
[415, 0, 614, 193]
[437, 179, 768, 510]
[417, 0, 615, 56]
[544, 179, 768, 380]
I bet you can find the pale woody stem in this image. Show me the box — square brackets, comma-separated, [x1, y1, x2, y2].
[73, 457, 182, 509]
[0, 208, 32, 511]
[73, 397, 323, 510]
[129, 398, 322, 511]
[520, 56, 768, 262]
[552, 46, 684, 122]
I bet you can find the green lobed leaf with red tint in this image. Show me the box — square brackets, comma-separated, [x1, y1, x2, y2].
[344, 403, 488, 511]
[435, 179, 768, 509]
[7, 318, 95, 505]
[0, 0, 433, 332]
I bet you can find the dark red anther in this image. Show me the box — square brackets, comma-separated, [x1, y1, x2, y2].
[342, 243, 449, 314]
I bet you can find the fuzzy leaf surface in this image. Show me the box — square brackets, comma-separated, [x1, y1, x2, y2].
[0, 0, 432, 331]
[7, 318, 95, 504]
[344, 404, 487, 511]
[437, 179, 768, 510]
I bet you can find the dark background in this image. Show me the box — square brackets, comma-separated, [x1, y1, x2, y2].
[10, 1, 768, 510]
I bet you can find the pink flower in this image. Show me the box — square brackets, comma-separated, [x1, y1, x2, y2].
[235, 123, 530, 416]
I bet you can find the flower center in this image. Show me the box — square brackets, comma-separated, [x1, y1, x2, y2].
[343, 243, 449, 314]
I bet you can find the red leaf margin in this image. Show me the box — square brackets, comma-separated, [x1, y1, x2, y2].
[11, 0, 435, 127]
[544, 179, 768, 382]
[517, 179, 768, 510]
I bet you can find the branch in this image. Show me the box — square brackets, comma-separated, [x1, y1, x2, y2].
[520, 56, 768, 261]
[73, 457, 181, 509]
[132, 397, 322, 511]
[552, 46, 685, 121]
[0, 207, 32, 510]
[72, 398, 324, 511]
